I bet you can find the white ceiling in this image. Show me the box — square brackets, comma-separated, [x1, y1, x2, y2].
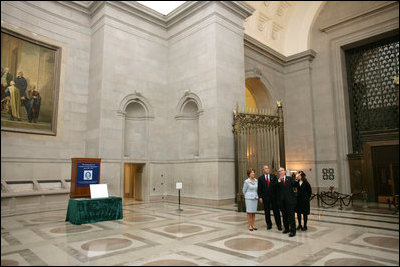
[136, 1, 186, 15]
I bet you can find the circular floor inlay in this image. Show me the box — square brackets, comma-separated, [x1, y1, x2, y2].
[1, 259, 19, 266]
[30, 216, 65, 223]
[50, 224, 92, 234]
[224, 237, 274, 251]
[142, 259, 197, 266]
[324, 258, 384, 266]
[81, 238, 132, 252]
[363, 236, 399, 250]
[217, 215, 247, 222]
[163, 225, 202, 234]
[124, 216, 157, 222]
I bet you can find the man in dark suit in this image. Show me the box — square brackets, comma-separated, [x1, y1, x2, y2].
[14, 71, 31, 122]
[258, 165, 282, 230]
[277, 167, 297, 237]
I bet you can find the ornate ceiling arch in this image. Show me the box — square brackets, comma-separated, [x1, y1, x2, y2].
[244, 1, 325, 56]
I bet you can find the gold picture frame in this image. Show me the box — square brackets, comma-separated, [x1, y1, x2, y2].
[1, 28, 61, 135]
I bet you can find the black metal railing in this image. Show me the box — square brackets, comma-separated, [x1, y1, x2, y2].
[311, 187, 365, 210]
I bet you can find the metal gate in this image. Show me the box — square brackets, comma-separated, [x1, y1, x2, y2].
[233, 101, 286, 212]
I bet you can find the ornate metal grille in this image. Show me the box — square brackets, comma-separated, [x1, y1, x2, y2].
[346, 35, 399, 153]
[233, 103, 285, 212]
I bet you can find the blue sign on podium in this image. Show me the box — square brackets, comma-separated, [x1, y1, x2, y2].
[76, 162, 100, 187]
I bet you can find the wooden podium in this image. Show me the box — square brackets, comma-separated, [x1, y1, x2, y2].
[70, 158, 101, 198]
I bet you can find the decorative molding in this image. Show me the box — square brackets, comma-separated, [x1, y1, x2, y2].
[165, 1, 210, 28]
[245, 67, 263, 79]
[263, 1, 272, 8]
[244, 34, 316, 67]
[1, 157, 71, 163]
[257, 12, 269, 32]
[175, 90, 204, 119]
[319, 1, 398, 33]
[5, 1, 91, 34]
[0, 157, 234, 164]
[167, 1, 254, 29]
[118, 92, 154, 118]
[218, 1, 255, 20]
[104, 1, 166, 27]
[244, 33, 286, 65]
[276, 1, 291, 17]
[285, 49, 316, 66]
[56, 1, 91, 14]
[150, 158, 235, 164]
[72, 1, 94, 8]
[271, 22, 283, 40]
[57, 1, 255, 30]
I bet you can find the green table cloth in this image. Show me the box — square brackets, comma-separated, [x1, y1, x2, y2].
[65, 196, 123, 225]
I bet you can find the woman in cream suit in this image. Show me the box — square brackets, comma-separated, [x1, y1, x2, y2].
[242, 168, 258, 231]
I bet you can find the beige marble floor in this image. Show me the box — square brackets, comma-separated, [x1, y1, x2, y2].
[1, 200, 398, 266]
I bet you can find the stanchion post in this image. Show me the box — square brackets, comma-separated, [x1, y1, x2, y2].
[178, 189, 182, 211]
[176, 182, 183, 211]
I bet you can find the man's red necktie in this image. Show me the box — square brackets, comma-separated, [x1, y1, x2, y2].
[266, 175, 270, 187]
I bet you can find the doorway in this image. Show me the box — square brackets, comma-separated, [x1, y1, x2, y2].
[124, 163, 144, 201]
[372, 145, 399, 203]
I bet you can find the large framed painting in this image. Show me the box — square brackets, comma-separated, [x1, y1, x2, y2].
[1, 28, 61, 135]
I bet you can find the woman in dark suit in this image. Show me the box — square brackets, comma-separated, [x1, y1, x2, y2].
[295, 170, 312, 231]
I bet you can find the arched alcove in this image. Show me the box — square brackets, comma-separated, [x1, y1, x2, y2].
[175, 90, 204, 118]
[182, 100, 199, 115]
[176, 91, 202, 158]
[124, 101, 147, 158]
[246, 86, 257, 110]
[118, 92, 153, 159]
[125, 101, 146, 118]
[245, 77, 274, 112]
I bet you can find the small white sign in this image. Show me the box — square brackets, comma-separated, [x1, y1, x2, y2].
[90, 184, 109, 199]
[176, 182, 182, 189]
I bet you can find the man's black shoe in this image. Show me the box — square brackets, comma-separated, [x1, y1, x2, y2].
[289, 232, 296, 237]
[282, 229, 289, 234]
[302, 226, 307, 231]
[267, 226, 272, 230]
[277, 227, 282, 231]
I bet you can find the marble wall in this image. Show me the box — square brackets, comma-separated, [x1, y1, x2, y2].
[1, 1, 90, 180]
[1, 1, 398, 214]
[1, 1, 253, 213]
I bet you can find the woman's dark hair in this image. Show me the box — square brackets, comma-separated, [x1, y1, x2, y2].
[298, 170, 307, 182]
[247, 168, 255, 177]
